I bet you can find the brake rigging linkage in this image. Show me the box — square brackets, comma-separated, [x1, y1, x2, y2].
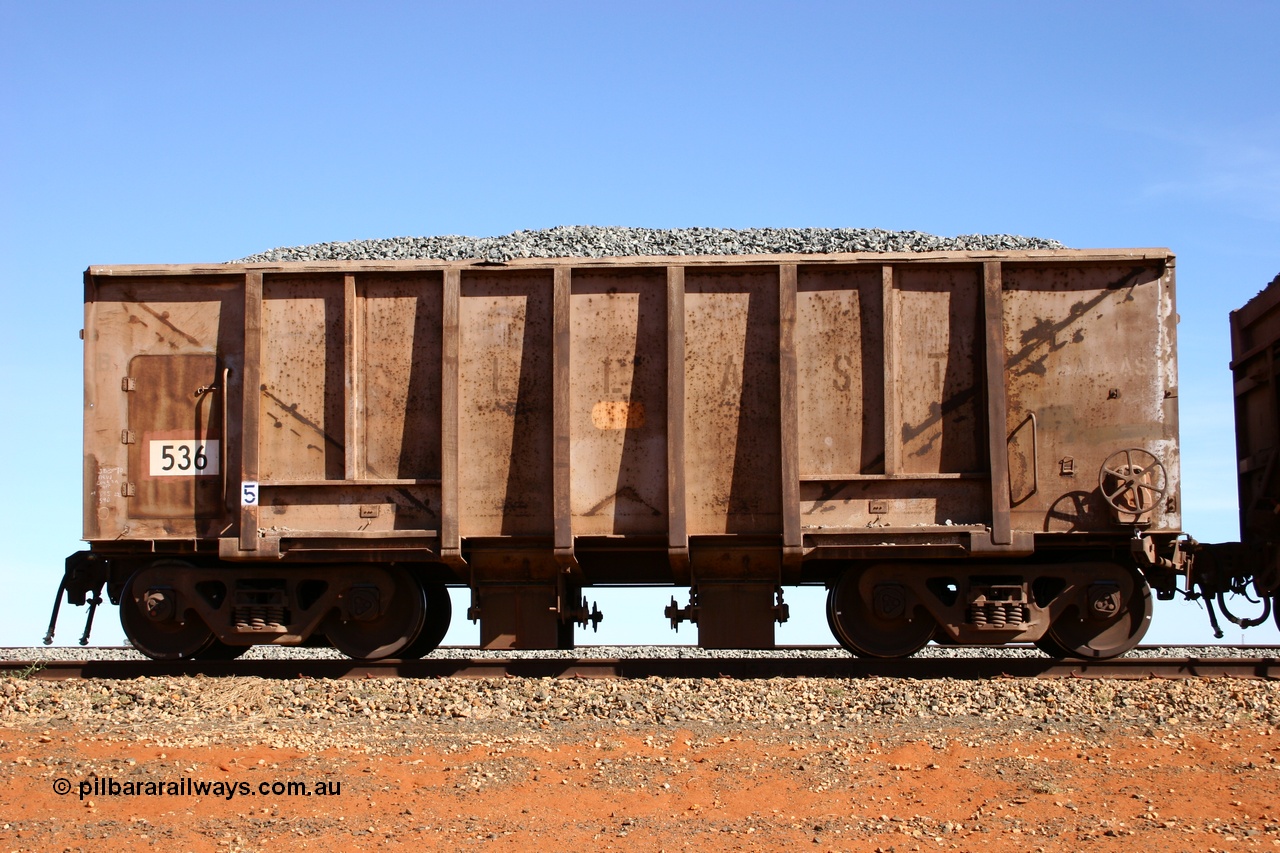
[1166, 536, 1275, 639]
[1191, 580, 1270, 640]
[1207, 575, 1272, 634]
[44, 552, 108, 646]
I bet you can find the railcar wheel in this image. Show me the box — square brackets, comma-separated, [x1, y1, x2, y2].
[824, 585, 841, 641]
[119, 570, 215, 661]
[827, 571, 936, 659]
[322, 567, 426, 661]
[399, 581, 452, 659]
[1045, 566, 1152, 660]
[1033, 635, 1074, 658]
[192, 641, 250, 661]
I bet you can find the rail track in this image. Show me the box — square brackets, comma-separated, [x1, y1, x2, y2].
[2, 647, 1277, 681]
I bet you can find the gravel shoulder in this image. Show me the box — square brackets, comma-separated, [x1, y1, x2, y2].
[1, 670, 1278, 852]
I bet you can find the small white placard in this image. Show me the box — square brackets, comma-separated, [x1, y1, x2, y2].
[241, 481, 259, 507]
[148, 440, 219, 477]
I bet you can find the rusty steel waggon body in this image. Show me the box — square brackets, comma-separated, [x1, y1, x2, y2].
[1219, 275, 1280, 634]
[59, 249, 1190, 660]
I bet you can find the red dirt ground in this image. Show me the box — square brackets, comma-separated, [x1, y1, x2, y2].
[1, 718, 1277, 852]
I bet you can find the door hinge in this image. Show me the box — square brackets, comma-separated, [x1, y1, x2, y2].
[121, 377, 136, 392]
[121, 430, 136, 445]
[121, 483, 136, 497]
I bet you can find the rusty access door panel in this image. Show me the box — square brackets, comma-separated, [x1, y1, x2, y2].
[126, 354, 224, 519]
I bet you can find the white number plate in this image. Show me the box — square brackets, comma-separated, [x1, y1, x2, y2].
[148, 440, 219, 477]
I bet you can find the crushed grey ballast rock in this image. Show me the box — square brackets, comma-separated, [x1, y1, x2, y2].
[233, 226, 1065, 264]
[1, 644, 1271, 662]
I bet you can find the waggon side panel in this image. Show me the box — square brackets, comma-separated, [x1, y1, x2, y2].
[896, 265, 984, 476]
[683, 266, 782, 536]
[247, 276, 442, 539]
[83, 276, 243, 540]
[250, 273, 445, 541]
[569, 267, 669, 536]
[795, 263, 987, 532]
[85, 271, 453, 547]
[457, 270, 554, 538]
[359, 273, 443, 483]
[795, 265, 884, 479]
[259, 275, 346, 482]
[1230, 274, 1280, 545]
[1001, 261, 1180, 534]
[85, 249, 1178, 560]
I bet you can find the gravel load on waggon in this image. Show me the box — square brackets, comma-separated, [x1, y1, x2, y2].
[233, 225, 1066, 263]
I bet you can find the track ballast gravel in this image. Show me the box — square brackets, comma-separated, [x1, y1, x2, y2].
[233, 226, 1065, 264]
[3, 665, 1277, 754]
[1, 644, 1273, 662]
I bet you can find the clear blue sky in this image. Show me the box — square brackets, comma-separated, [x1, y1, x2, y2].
[2, 1, 1278, 647]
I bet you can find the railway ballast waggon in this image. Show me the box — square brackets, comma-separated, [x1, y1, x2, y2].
[54, 243, 1243, 661]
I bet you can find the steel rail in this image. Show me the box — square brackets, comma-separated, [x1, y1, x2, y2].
[2, 655, 1276, 681]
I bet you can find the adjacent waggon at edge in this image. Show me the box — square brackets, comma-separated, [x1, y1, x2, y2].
[54, 249, 1197, 660]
